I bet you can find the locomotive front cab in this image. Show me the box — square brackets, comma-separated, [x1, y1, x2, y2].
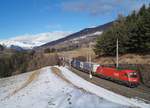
[126, 71, 140, 87]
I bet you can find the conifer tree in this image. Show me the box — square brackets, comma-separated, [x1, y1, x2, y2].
[94, 4, 150, 56]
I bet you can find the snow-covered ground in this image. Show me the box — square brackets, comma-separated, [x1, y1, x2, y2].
[0, 66, 149, 108]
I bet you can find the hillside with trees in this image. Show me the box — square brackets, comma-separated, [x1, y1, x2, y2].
[94, 4, 150, 56]
[93, 4, 150, 87]
[0, 45, 59, 78]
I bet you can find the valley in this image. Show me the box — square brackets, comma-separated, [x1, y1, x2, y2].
[0, 1, 150, 108]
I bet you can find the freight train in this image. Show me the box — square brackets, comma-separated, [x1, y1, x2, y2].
[68, 59, 140, 87]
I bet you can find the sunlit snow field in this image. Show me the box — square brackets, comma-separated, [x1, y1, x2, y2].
[0, 66, 149, 108]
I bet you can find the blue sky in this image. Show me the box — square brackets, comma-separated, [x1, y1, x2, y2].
[0, 0, 150, 40]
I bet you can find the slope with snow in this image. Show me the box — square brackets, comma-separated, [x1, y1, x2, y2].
[0, 40, 40, 49]
[0, 66, 149, 108]
[0, 32, 71, 49]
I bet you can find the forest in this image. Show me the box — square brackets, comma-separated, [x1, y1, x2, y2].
[94, 4, 150, 56]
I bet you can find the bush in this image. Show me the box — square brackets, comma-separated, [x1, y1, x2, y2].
[0, 44, 4, 51]
[44, 48, 56, 53]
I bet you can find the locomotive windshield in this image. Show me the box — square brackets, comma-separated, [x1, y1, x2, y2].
[129, 72, 138, 78]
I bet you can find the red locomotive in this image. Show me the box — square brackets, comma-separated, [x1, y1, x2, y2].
[96, 66, 140, 87]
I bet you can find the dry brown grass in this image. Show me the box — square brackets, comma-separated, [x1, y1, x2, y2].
[59, 47, 95, 60]
[95, 54, 150, 64]
[59, 47, 150, 64]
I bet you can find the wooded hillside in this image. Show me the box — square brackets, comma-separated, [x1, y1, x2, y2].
[94, 4, 150, 56]
[0, 47, 59, 78]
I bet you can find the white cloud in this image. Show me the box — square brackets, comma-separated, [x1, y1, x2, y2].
[62, 0, 115, 16]
[10, 31, 71, 43]
[62, 0, 150, 16]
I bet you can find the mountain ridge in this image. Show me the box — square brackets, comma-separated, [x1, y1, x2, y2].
[0, 21, 113, 50]
[38, 21, 113, 49]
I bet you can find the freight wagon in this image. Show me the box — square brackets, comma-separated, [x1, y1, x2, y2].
[71, 60, 100, 73]
[82, 62, 100, 73]
[71, 59, 81, 70]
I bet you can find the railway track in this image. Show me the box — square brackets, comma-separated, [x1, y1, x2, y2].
[68, 66, 150, 102]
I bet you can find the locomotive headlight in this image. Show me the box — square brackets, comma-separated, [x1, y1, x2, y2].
[129, 72, 136, 75]
[129, 73, 133, 75]
[129, 72, 138, 78]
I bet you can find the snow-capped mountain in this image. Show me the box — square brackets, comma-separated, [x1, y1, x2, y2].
[0, 40, 42, 49]
[0, 31, 71, 49]
[0, 22, 112, 50]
